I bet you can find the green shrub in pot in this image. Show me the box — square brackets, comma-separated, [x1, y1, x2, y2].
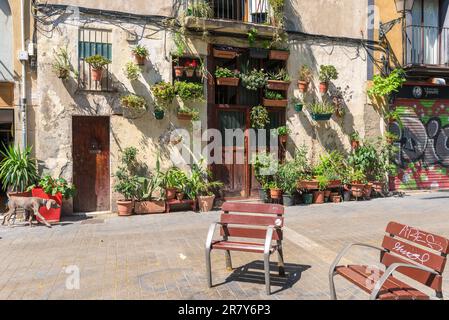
[250, 105, 270, 129]
[29, 175, 76, 200]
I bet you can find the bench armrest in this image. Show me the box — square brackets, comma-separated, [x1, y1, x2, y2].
[370, 263, 439, 300]
[264, 225, 282, 255]
[205, 222, 226, 250]
[329, 243, 386, 277]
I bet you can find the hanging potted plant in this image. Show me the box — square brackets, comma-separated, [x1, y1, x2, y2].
[241, 68, 268, 91]
[215, 67, 240, 86]
[151, 81, 176, 120]
[276, 126, 291, 144]
[213, 46, 238, 59]
[318, 65, 338, 94]
[131, 44, 149, 65]
[120, 94, 147, 111]
[307, 101, 335, 121]
[291, 97, 304, 112]
[173, 57, 185, 77]
[52, 47, 72, 80]
[250, 105, 270, 129]
[28, 176, 76, 223]
[298, 65, 312, 93]
[124, 62, 140, 81]
[263, 90, 288, 107]
[84, 54, 111, 81]
[350, 132, 360, 150]
[0, 145, 39, 198]
[267, 68, 291, 91]
[184, 60, 197, 77]
[196, 61, 205, 78]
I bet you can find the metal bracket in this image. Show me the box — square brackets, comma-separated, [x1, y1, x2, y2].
[379, 17, 403, 40]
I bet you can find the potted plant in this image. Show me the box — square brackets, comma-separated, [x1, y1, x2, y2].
[113, 147, 140, 216]
[263, 90, 288, 107]
[348, 169, 367, 199]
[52, 47, 72, 80]
[162, 167, 187, 201]
[276, 126, 291, 144]
[184, 60, 197, 77]
[268, 181, 282, 200]
[313, 175, 329, 204]
[385, 131, 399, 144]
[291, 97, 304, 112]
[151, 81, 176, 120]
[215, 67, 240, 86]
[120, 94, 147, 111]
[267, 68, 291, 91]
[84, 54, 111, 81]
[318, 65, 338, 94]
[124, 62, 140, 81]
[28, 176, 76, 223]
[0, 145, 39, 197]
[241, 68, 268, 91]
[185, 161, 223, 212]
[196, 60, 205, 78]
[298, 65, 312, 92]
[173, 57, 185, 77]
[131, 44, 149, 65]
[268, 48, 290, 61]
[350, 132, 360, 150]
[134, 158, 166, 214]
[174, 80, 204, 103]
[277, 160, 301, 207]
[302, 193, 313, 204]
[213, 47, 238, 59]
[367, 68, 405, 101]
[250, 105, 270, 129]
[253, 153, 275, 203]
[307, 101, 335, 121]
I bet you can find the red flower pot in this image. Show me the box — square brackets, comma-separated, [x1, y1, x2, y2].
[319, 82, 328, 94]
[91, 68, 103, 81]
[31, 187, 63, 223]
[313, 191, 325, 204]
[174, 66, 184, 77]
[298, 81, 309, 93]
[134, 54, 146, 66]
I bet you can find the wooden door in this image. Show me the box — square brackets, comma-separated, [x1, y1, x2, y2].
[72, 116, 110, 212]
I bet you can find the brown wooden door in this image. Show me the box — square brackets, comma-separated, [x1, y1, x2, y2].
[72, 116, 110, 212]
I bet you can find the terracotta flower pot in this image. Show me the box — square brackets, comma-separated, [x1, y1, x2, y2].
[176, 192, 185, 201]
[298, 80, 309, 93]
[331, 195, 342, 203]
[174, 66, 184, 77]
[216, 77, 239, 86]
[91, 68, 103, 81]
[279, 134, 288, 144]
[269, 50, 290, 61]
[117, 200, 134, 216]
[197, 195, 215, 212]
[185, 68, 195, 77]
[351, 140, 360, 150]
[267, 80, 290, 91]
[372, 181, 385, 193]
[270, 188, 282, 199]
[363, 183, 373, 199]
[166, 188, 178, 200]
[313, 191, 325, 204]
[134, 54, 146, 66]
[319, 82, 329, 94]
[213, 48, 237, 59]
[263, 98, 288, 108]
[324, 190, 332, 201]
[350, 183, 365, 198]
[134, 200, 166, 214]
[298, 180, 319, 190]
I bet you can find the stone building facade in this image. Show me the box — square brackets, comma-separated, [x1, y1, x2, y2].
[29, 0, 385, 214]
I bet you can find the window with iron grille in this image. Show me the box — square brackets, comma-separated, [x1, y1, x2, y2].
[78, 28, 113, 91]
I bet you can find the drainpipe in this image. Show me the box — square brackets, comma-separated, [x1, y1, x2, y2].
[20, 0, 27, 149]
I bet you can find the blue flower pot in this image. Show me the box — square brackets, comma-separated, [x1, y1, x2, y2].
[311, 113, 333, 121]
[294, 103, 303, 112]
[154, 110, 165, 120]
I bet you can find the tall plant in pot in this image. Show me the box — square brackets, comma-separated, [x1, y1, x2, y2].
[162, 167, 187, 201]
[298, 65, 312, 93]
[131, 44, 149, 65]
[113, 147, 140, 216]
[134, 157, 166, 214]
[0, 145, 39, 197]
[253, 153, 276, 203]
[28, 175, 76, 223]
[84, 54, 111, 81]
[185, 161, 223, 212]
[318, 65, 338, 94]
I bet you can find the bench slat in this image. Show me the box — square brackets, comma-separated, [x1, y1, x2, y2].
[220, 214, 284, 227]
[220, 227, 283, 240]
[211, 241, 275, 254]
[222, 202, 284, 215]
[382, 236, 446, 273]
[381, 252, 443, 291]
[386, 222, 449, 254]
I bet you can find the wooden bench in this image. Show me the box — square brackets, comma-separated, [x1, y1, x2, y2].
[205, 202, 285, 295]
[329, 221, 449, 300]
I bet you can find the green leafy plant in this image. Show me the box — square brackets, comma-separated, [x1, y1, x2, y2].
[268, 0, 285, 27]
[151, 81, 176, 110]
[268, 68, 290, 81]
[52, 47, 72, 79]
[348, 142, 378, 182]
[298, 65, 312, 82]
[250, 105, 270, 129]
[124, 62, 140, 81]
[253, 153, 278, 190]
[307, 101, 334, 115]
[313, 151, 346, 182]
[350, 131, 360, 142]
[0, 145, 39, 192]
[241, 68, 268, 91]
[113, 147, 140, 201]
[316, 174, 330, 191]
[185, 160, 223, 198]
[30, 175, 76, 200]
[174, 80, 204, 102]
[367, 69, 406, 98]
[319, 65, 338, 83]
[186, 1, 213, 18]
[84, 54, 111, 70]
[120, 94, 147, 110]
[248, 28, 258, 46]
[277, 126, 290, 136]
[265, 90, 285, 100]
[162, 167, 188, 190]
[215, 67, 239, 78]
[135, 157, 164, 201]
[132, 44, 149, 58]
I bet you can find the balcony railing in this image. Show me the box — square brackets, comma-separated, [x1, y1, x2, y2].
[405, 25, 449, 66]
[184, 0, 272, 24]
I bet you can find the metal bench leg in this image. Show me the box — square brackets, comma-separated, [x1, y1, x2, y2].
[277, 241, 285, 277]
[206, 249, 212, 288]
[225, 250, 232, 271]
[329, 272, 337, 300]
[264, 253, 271, 295]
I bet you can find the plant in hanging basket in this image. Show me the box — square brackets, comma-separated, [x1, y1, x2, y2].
[297, 65, 312, 92]
[85, 54, 111, 81]
[250, 105, 270, 129]
[269, 49, 290, 61]
[215, 67, 240, 86]
[318, 65, 338, 94]
[307, 101, 334, 121]
[124, 62, 140, 81]
[263, 90, 288, 107]
[276, 126, 291, 144]
[131, 44, 149, 65]
[350, 131, 360, 149]
[52, 47, 72, 80]
[291, 97, 304, 112]
[184, 60, 198, 77]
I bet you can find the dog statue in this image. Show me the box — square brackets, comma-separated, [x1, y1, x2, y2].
[2, 196, 60, 228]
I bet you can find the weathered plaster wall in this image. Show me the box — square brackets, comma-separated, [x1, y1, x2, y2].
[375, 0, 403, 66]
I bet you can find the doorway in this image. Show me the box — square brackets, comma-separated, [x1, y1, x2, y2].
[72, 116, 110, 212]
[0, 109, 14, 211]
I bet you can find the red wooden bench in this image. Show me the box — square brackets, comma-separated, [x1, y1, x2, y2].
[329, 221, 449, 300]
[205, 202, 285, 295]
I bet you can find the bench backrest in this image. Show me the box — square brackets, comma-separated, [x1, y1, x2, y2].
[220, 202, 285, 241]
[381, 221, 449, 293]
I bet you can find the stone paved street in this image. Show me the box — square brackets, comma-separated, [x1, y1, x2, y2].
[1, 191, 449, 300]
